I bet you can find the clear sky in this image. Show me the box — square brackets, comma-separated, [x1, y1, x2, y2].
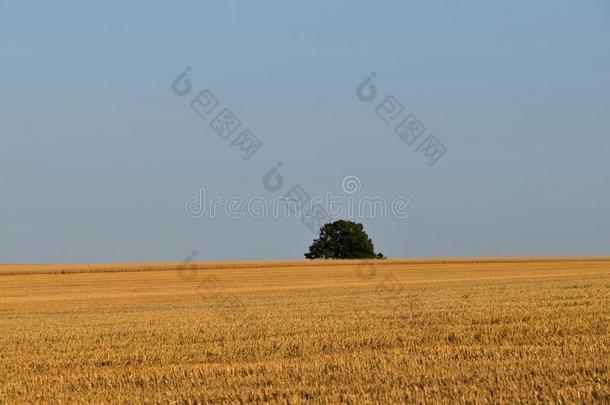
[1, 1, 609, 263]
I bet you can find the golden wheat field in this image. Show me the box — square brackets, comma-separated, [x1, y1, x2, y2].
[0, 258, 609, 403]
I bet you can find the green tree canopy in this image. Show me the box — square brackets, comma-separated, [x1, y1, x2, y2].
[305, 220, 385, 259]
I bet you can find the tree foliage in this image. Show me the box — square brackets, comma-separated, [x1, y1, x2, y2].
[305, 220, 384, 259]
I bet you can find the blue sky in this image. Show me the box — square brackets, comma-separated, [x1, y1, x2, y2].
[1, 1, 609, 263]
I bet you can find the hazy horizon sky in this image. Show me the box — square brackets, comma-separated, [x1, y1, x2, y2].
[1, 1, 609, 263]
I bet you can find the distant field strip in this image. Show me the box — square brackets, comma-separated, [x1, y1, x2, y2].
[0, 259, 608, 403]
[2, 256, 610, 276]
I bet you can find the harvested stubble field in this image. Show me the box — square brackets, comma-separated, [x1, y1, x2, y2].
[0, 258, 609, 403]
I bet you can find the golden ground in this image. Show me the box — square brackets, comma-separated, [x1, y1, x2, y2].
[0, 259, 609, 403]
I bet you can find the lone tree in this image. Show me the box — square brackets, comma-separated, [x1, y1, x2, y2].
[305, 220, 385, 259]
